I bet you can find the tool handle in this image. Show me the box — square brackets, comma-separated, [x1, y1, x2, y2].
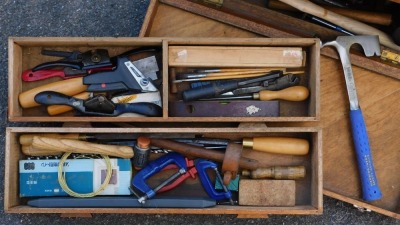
[242, 166, 305, 179]
[278, 0, 400, 51]
[47, 92, 91, 116]
[20, 133, 81, 146]
[22, 70, 70, 82]
[19, 77, 86, 108]
[34, 91, 77, 107]
[244, 137, 309, 155]
[21, 145, 63, 156]
[256, 86, 309, 101]
[116, 103, 162, 117]
[349, 109, 382, 201]
[182, 80, 238, 101]
[31, 136, 134, 158]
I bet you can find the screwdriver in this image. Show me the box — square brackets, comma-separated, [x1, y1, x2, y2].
[182, 71, 282, 101]
[202, 86, 309, 101]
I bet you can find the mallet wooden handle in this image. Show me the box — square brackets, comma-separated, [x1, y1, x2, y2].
[19, 133, 81, 146]
[243, 137, 309, 155]
[18, 77, 86, 108]
[242, 166, 306, 179]
[31, 136, 133, 158]
[278, 0, 400, 51]
[22, 145, 63, 156]
[269, 0, 392, 26]
[255, 86, 309, 101]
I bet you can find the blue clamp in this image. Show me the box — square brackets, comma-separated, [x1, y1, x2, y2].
[132, 152, 187, 202]
[195, 159, 233, 202]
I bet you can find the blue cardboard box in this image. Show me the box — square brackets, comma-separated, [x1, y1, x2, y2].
[19, 158, 132, 197]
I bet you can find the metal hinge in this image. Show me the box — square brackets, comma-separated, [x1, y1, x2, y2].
[353, 204, 372, 213]
[203, 0, 223, 7]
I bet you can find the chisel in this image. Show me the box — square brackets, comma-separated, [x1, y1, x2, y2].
[203, 86, 309, 101]
[151, 136, 309, 157]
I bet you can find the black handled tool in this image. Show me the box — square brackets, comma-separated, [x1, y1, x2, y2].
[182, 71, 282, 101]
[33, 49, 112, 71]
[34, 91, 162, 117]
[28, 196, 216, 208]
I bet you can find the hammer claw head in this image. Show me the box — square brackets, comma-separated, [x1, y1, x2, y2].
[336, 36, 381, 57]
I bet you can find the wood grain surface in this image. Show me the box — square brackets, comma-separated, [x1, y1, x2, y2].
[140, 1, 400, 218]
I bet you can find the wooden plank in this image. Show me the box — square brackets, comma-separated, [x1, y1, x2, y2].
[239, 180, 296, 206]
[168, 46, 304, 67]
[139, 0, 160, 37]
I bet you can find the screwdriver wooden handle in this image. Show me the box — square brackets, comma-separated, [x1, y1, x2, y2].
[19, 133, 81, 146]
[31, 136, 134, 158]
[18, 77, 86, 108]
[242, 166, 306, 179]
[255, 86, 309, 101]
[243, 137, 309, 155]
[46, 92, 91, 115]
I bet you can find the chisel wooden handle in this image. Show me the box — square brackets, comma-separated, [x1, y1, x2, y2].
[47, 92, 91, 115]
[243, 137, 309, 155]
[242, 166, 306, 179]
[31, 136, 133, 158]
[255, 86, 309, 101]
[18, 77, 86, 108]
[278, 0, 400, 51]
[19, 133, 81, 146]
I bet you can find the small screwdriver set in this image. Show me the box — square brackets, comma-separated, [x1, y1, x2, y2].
[7, 127, 321, 211]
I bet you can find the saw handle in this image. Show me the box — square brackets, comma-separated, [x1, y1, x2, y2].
[350, 109, 382, 201]
[256, 86, 309, 101]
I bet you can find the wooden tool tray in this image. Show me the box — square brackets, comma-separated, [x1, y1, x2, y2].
[4, 126, 322, 217]
[138, 0, 400, 219]
[8, 37, 320, 122]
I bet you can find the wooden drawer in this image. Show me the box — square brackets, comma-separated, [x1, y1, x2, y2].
[8, 37, 320, 122]
[5, 126, 322, 217]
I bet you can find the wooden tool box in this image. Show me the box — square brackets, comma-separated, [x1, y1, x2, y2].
[6, 34, 322, 217]
[138, 0, 400, 219]
[5, 127, 322, 217]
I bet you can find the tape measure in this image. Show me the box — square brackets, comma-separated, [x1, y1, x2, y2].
[381, 49, 400, 64]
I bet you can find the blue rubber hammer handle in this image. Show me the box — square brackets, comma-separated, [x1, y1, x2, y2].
[132, 153, 187, 199]
[350, 108, 382, 201]
[195, 160, 232, 201]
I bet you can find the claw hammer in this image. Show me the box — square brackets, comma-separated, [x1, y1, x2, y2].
[322, 36, 382, 201]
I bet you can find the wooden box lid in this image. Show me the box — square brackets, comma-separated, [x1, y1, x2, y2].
[139, 0, 400, 219]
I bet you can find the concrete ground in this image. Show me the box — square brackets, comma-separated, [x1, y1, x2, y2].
[0, 1, 398, 224]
